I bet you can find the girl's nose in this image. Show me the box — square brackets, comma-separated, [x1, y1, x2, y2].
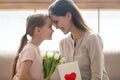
[52, 29, 54, 32]
[51, 26, 55, 33]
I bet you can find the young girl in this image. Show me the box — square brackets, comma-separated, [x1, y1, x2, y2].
[48, 0, 109, 80]
[11, 13, 53, 80]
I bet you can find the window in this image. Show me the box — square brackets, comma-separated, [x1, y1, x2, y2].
[0, 10, 67, 51]
[100, 10, 120, 51]
[0, 10, 34, 51]
[0, 9, 120, 52]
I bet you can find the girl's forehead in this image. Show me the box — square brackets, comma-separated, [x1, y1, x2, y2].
[46, 17, 52, 24]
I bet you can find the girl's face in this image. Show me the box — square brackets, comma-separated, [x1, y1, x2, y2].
[39, 17, 54, 40]
[50, 13, 72, 34]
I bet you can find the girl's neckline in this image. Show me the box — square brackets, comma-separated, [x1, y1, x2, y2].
[28, 42, 39, 48]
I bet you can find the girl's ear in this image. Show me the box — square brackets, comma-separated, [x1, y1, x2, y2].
[66, 12, 72, 20]
[35, 27, 41, 33]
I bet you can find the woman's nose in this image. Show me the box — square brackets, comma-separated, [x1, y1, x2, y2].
[53, 23, 57, 28]
[54, 24, 60, 29]
[53, 22, 60, 29]
[55, 26, 59, 29]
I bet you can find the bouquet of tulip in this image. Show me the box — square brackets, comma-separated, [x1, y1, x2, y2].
[43, 51, 63, 79]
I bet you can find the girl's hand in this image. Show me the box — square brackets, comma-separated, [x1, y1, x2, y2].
[44, 77, 50, 80]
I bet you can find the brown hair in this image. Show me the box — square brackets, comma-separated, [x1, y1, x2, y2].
[48, 0, 92, 31]
[11, 13, 48, 79]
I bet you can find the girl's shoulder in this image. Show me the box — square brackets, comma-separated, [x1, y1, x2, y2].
[20, 43, 39, 56]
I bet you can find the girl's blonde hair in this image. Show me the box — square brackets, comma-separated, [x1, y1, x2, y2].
[11, 13, 49, 79]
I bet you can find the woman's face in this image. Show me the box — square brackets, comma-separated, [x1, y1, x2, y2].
[50, 13, 72, 34]
[39, 17, 54, 40]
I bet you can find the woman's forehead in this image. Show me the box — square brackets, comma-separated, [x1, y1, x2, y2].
[50, 15, 58, 20]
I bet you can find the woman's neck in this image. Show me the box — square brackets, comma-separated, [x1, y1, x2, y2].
[71, 27, 85, 40]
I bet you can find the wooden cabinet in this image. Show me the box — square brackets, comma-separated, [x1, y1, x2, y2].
[0, 0, 52, 3]
[0, 0, 120, 9]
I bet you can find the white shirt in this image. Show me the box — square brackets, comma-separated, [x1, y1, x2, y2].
[59, 31, 109, 80]
[50, 31, 109, 80]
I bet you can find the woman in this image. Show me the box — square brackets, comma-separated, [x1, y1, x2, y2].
[48, 0, 109, 80]
[11, 13, 53, 80]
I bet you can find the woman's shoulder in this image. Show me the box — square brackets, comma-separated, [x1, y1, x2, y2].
[84, 31, 103, 44]
[81, 31, 103, 45]
[86, 31, 102, 39]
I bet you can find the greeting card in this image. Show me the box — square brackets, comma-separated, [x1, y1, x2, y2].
[58, 61, 82, 80]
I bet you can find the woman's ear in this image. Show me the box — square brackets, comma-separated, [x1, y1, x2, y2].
[66, 12, 72, 20]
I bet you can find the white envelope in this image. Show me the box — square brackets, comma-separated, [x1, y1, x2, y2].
[58, 61, 82, 80]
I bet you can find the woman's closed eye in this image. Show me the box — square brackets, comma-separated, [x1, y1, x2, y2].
[53, 21, 58, 25]
[52, 21, 58, 28]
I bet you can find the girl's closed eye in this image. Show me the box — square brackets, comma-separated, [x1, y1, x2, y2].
[49, 25, 52, 28]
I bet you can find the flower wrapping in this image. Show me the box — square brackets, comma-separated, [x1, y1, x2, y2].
[43, 51, 63, 79]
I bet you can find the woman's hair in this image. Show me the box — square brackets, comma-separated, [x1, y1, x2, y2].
[48, 0, 91, 31]
[11, 13, 48, 79]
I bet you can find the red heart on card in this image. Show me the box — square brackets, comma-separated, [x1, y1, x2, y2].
[64, 72, 76, 80]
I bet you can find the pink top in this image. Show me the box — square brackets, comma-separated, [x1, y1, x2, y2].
[13, 43, 43, 80]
